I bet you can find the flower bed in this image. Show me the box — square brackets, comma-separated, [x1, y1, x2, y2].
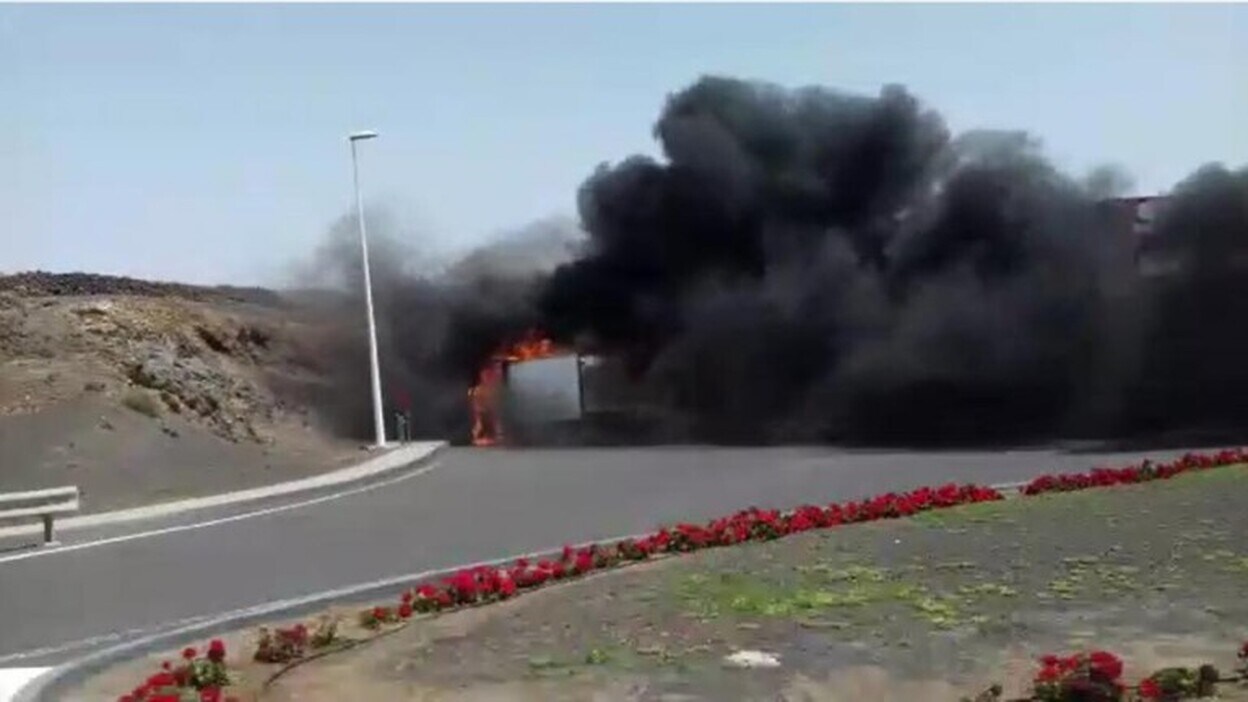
[116, 640, 235, 702]
[1021, 448, 1246, 495]
[394, 483, 1005, 616]
[963, 641, 1248, 701]
[109, 448, 1247, 701]
[352, 449, 1245, 629]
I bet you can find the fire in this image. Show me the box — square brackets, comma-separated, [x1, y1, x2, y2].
[468, 329, 566, 446]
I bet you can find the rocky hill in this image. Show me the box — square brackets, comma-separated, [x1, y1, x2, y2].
[0, 272, 363, 512]
[0, 270, 283, 305]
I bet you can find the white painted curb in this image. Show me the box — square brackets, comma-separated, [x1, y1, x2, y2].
[0, 441, 445, 540]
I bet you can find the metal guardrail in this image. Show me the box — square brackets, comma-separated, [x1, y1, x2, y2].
[0, 486, 80, 546]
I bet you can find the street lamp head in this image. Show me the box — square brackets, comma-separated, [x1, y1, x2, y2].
[348, 130, 379, 141]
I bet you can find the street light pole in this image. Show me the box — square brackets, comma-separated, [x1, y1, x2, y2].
[348, 130, 386, 448]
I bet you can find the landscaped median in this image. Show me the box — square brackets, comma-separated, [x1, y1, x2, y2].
[100, 448, 1248, 702]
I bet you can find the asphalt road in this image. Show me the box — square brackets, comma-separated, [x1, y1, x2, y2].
[0, 444, 1217, 666]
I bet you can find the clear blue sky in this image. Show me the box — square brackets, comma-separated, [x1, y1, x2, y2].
[4, 3, 1246, 286]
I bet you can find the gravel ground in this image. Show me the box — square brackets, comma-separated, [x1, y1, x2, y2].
[261, 465, 1248, 702]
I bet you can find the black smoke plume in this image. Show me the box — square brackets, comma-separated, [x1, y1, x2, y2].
[293, 212, 579, 443]
[539, 76, 1247, 445]
[300, 76, 1247, 447]
[1119, 164, 1248, 437]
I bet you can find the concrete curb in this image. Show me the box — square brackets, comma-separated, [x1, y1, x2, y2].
[12, 478, 1036, 702]
[0, 441, 446, 541]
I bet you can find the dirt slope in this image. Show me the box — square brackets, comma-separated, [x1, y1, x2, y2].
[0, 272, 362, 512]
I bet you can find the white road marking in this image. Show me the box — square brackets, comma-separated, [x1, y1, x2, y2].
[0, 459, 443, 565]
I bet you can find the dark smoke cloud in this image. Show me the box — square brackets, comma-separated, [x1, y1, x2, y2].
[1121, 164, 1248, 436]
[539, 76, 1247, 445]
[296, 75, 1247, 447]
[292, 210, 581, 442]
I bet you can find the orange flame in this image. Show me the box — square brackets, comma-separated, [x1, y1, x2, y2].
[468, 329, 566, 446]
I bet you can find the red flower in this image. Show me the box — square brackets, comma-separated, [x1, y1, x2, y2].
[449, 571, 479, 602]
[207, 639, 226, 663]
[200, 687, 223, 702]
[1138, 677, 1162, 699]
[401, 590, 414, 604]
[500, 578, 517, 597]
[146, 671, 176, 688]
[573, 552, 594, 574]
[160, 660, 172, 671]
[1088, 650, 1123, 680]
[788, 512, 814, 532]
[479, 571, 500, 596]
[1034, 664, 1062, 684]
[181, 646, 197, 660]
[398, 602, 413, 619]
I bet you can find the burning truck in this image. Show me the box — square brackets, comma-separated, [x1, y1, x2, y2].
[467, 331, 665, 446]
[467, 195, 1187, 447]
[310, 77, 1247, 450]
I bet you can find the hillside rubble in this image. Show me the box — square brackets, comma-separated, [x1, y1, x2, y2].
[0, 270, 282, 305]
[0, 273, 331, 446]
